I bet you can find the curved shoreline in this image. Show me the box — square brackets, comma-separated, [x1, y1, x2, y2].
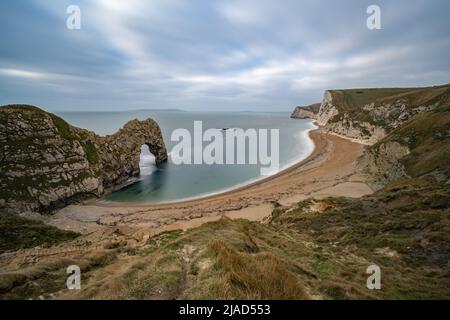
[94, 126, 322, 208]
[48, 130, 372, 235]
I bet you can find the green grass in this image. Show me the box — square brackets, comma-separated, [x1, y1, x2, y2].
[366, 104, 450, 183]
[1, 198, 449, 300]
[335, 84, 450, 111]
[0, 213, 79, 254]
[50, 115, 76, 140]
[81, 140, 99, 164]
[0, 251, 117, 300]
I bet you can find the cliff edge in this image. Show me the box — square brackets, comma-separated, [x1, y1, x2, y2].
[0, 105, 167, 214]
[316, 84, 450, 145]
[290, 103, 321, 119]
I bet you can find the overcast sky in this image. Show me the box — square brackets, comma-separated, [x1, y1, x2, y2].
[0, 0, 449, 111]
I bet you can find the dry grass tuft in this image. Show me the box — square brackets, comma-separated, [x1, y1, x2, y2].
[208, 240, 310, 300]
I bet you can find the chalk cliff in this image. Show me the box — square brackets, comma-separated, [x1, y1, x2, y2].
[316, 85, 450, 145]
[0, 105, 167, 213]
[290, 103, 321, 120]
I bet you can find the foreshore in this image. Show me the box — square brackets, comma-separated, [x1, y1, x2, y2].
[45, 128, 373, 240]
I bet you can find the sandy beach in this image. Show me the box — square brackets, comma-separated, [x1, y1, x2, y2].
[45, 128, 373, 241]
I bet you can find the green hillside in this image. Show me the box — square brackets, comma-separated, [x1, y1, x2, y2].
[332, 84, 450, 112]
[327, 84, 450, 129]
[0, 213, 79, 254]
[378, 104, 450, 179]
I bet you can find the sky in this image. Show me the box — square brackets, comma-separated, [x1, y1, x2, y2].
[0, 0, 449, 112]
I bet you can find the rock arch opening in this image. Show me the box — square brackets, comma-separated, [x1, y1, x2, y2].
[139, 144, 157, 176]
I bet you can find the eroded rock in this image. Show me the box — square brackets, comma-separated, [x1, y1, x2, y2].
[0, 105, 167, 214]
[291, 103, 321, 120]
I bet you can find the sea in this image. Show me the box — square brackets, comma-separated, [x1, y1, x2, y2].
[56, 111, 316, 203]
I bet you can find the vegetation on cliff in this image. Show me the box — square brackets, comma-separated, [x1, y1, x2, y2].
[0, 213, 79, 254]
[316, 84, 450, 144]
[359, 104, 450, 189]
[326, 84, 450, 127]
[0, 105, 167, 214]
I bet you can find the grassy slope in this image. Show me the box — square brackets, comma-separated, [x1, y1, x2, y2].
[378, 105, 450, 179]
[0, 213, 79, 254]
[10, 185, 444, 301]
[273, 104, 450, 299]
[332, 84, 450, 111]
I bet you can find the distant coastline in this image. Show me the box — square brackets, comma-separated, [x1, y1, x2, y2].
[135, 108, 186, 112]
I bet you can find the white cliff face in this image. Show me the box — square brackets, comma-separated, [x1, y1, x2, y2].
[317, 91, 339, 126]
[323, 115, 387, 145]
[314, 91, 444, 145]
[316, 90, 386, 144]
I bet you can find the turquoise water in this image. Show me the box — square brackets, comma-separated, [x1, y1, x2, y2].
[57, 111, 315, 203]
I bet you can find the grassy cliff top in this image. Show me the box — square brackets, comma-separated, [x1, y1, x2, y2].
[328, 83, 450, 112]
[296, 103, 321, 112]
[0, 104, 47, 112]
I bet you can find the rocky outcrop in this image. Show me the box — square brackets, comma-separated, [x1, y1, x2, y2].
[314, 85, 450, 145]
[84, 119, 168, 188]
[291, 103, 321, 120]
[0, 105, 167, 214]
[356, 141, 411, 190]
[316, 90, 388, 145]
[316, 91, 339, 126]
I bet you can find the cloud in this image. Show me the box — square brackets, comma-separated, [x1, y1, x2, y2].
[0, 68, 48, 79]
[0, 0, 449, 111]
